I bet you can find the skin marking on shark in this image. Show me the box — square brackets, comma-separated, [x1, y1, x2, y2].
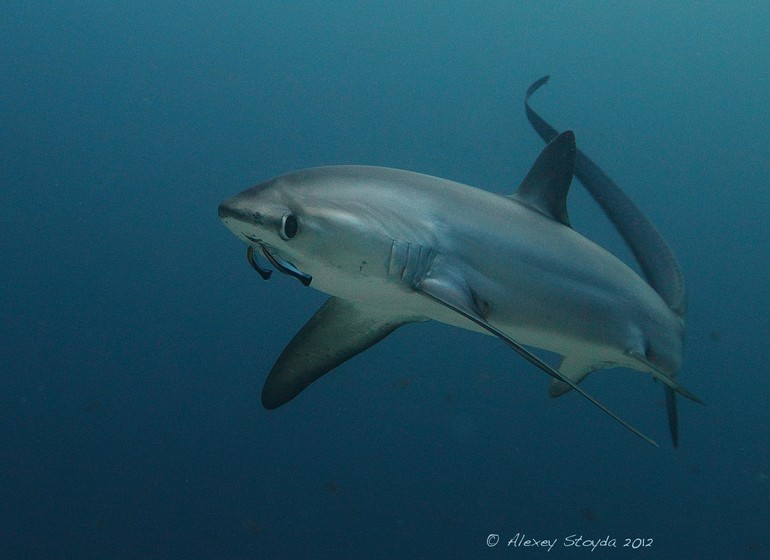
[524, 76, 697, 446]
[219, 87, 701, 446]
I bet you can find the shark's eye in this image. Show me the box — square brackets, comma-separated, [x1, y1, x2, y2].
[280, 213, 298, 240]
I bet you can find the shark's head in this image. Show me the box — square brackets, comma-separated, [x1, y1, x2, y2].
[219, 172, 315, 285]
[219, 166, 421, 300]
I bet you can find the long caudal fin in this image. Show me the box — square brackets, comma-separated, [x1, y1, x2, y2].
[525, 76, 694, 446]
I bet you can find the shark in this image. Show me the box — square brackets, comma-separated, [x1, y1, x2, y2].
[219, 79, 700, 446]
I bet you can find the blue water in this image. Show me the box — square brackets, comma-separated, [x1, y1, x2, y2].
[2, 2, 768, 558]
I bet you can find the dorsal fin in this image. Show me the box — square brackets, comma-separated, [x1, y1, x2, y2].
[510, 130, 576, 227]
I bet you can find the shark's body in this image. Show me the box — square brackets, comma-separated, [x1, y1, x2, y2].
[219, 81, 699, 445]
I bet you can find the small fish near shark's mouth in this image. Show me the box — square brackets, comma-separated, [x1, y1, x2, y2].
[247, 245, 312, 287]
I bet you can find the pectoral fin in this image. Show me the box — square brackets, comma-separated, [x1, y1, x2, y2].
[417, 274, 658, 446]
[261, 297, 426, 409]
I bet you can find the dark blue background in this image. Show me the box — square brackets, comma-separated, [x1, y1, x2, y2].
[2, 2, 768, 558]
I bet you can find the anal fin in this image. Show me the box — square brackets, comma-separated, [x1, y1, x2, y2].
[551, 353, 694, 448]
[627, 349, 703, 404]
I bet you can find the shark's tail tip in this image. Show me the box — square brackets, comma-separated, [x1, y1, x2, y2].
[526, 75, 551, 99]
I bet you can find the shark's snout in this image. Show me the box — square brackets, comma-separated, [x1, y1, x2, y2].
[218, 199, 244, 222]
[218, 193, 269, 229]
[218, 197, 257, 244]
[217, 201, 228, 220]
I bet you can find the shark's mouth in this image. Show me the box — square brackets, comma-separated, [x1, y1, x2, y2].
[246, 245, 312, 287]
